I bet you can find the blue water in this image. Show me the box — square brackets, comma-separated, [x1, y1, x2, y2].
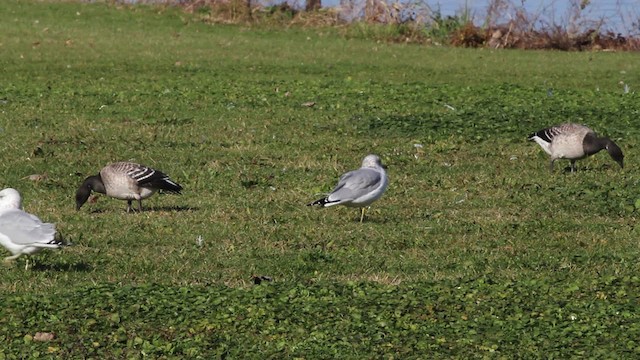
[322, 0, 640, 34]
[123, 0, 640, 34]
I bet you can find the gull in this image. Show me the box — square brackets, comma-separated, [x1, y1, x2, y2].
[307, 154, 388, 222]
[0, 188, 62, 269]
[76, 162, 183, 212]
[528, 123, 624, 172]
[0, 188, 23, 210]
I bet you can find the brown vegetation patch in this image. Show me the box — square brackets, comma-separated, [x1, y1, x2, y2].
[485, 24, 638, 51]
[174, 0, 640, 51]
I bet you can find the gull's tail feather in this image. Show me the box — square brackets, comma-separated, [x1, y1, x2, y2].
[55, 232, 73, 247]
[307, 197, 339, 207]
[33, 236, 66, 250]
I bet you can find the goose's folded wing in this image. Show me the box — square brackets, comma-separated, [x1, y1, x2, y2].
[529, 126, 560, 142]
[126, 164, 182, 193]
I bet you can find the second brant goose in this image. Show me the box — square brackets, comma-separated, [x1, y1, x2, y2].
[528, 123, 624, 172]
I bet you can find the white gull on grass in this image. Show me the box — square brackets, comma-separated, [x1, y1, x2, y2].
[0, 188, 63, 269]
[307, 154, 388, 222]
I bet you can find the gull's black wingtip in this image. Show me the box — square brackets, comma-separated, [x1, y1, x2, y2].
[307, 198, 324, 207]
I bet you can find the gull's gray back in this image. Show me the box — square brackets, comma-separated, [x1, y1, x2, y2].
[0, 209, 56, 245]
[329, 168, 382, 201]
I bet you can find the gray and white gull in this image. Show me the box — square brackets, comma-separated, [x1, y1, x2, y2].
[307, 154, 388, 222]
[0, 188, 62, 268]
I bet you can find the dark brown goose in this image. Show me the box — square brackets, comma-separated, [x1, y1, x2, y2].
[76, 162, 183, 212]
[528, 123, 624, 172]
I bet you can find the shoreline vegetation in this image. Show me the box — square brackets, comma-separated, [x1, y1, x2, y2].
[129, 0, 640, 50]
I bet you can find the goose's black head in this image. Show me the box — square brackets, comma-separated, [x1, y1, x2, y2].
[606, 140, 624, 168]
[75, 174, 105, 210]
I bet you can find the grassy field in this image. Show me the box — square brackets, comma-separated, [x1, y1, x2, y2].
[1, 0, 640, 357]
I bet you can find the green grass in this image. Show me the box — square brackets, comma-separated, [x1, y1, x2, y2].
[1, 0, 640, 357]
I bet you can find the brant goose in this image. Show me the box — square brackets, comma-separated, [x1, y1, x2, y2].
[76, 162, 183, 212]
[528, 123, 624, 172]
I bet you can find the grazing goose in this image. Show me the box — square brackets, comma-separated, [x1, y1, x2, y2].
[307, 154, 388, 222]
[0, 188, 23, 210]
[0, 188, 62, 269]
[528, 123, 624, 172]
[76, 162, 183, 212]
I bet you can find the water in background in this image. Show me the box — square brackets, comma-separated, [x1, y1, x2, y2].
[124, 0, 640, 34]
[321, 0, 640, 35]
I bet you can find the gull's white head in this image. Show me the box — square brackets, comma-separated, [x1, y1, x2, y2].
[0, 188, 23, 210]
[361, 154, 385, 169]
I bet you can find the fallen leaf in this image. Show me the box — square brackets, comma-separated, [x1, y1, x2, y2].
[23, 173, 47, 182]
[34, 332, 56, 342]
[302, 101, 315, 107]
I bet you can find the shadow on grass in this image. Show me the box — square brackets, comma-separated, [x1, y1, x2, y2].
[86, 208, 108, 214]
[32, 262, 93, 272]
[143, 205, 198, 212]
[353, 216, 392, 224]
[561, 163, 621, 173]
[86, 205, 198, 214]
